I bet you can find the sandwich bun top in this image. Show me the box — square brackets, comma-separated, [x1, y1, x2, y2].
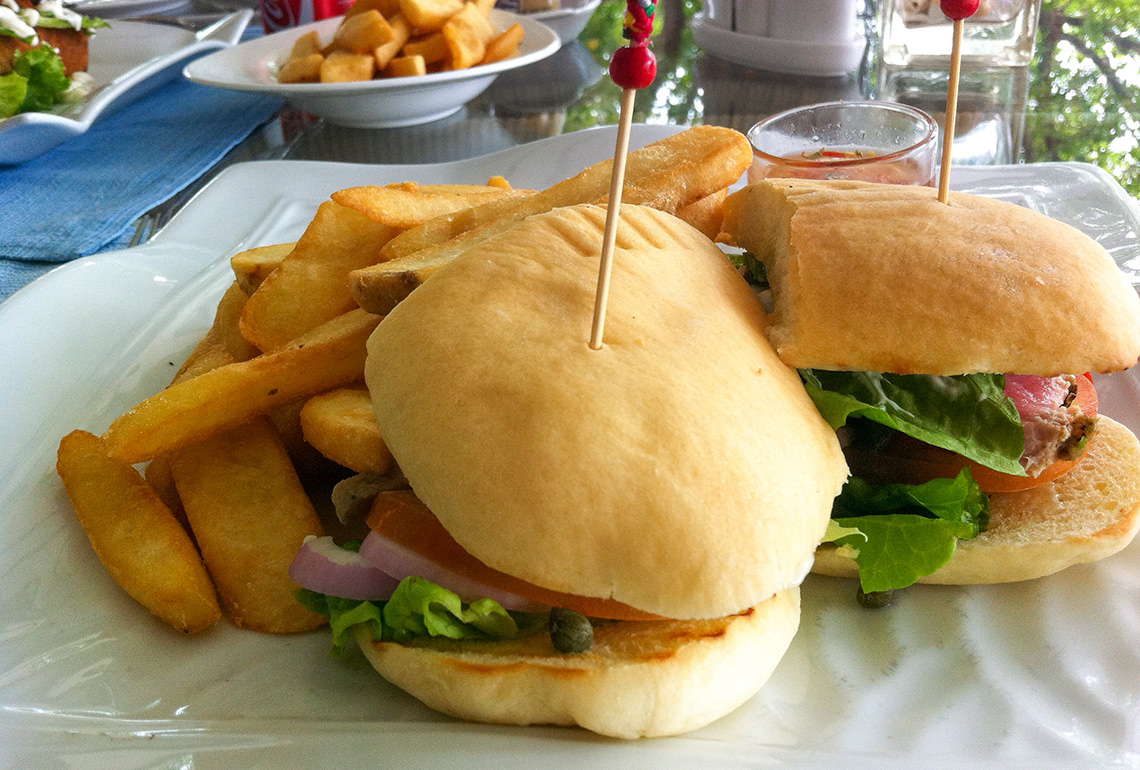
[719, 179, 1140, 376]
[365, 204, 848, 620]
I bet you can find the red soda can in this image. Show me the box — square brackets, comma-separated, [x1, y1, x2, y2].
[260, 0, 352, 34]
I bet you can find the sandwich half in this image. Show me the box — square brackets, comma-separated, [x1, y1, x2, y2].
[720, 178, 1140, 592]
[295, 203, 848, 738]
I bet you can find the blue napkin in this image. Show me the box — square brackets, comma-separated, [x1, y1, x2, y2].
[0, 79, 282, 301]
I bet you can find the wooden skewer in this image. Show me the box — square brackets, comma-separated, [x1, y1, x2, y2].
[937, 17, 965, 204]
[588, 87, 637, 350]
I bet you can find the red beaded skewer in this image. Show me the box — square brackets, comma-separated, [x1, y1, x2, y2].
[589, 0, 658, 350]
[937, 0, 980, 204]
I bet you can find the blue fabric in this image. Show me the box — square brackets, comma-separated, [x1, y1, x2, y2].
[0, 79, 282, 301]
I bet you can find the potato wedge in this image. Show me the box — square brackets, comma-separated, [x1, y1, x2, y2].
[289, 29, 323, 58]
[278, 52, 324, 83]
[169, 417, 325, 633]
[239, 201, 393, 353]
[350, 126, 753, 313]
[103, 309, 382, 464]
[334, 9, 394, 54]
[230, 241, 294, 294]
[401, 32, 448, 64]
[213, 281, 260, 362]
[149, 331, 238, 529]
[320, 49, 375, 82]
[482, 22, 524, 65]
[57, 430, 220, 634]
[373, 12, 412, 69]
[441, 3, 495, 69]
[385, 54, 427, 77]
[300, 386, 393, 473]
[399, 0, 463, 32]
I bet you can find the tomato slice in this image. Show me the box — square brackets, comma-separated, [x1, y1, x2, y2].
[366, 491, 663, 621]
[845, 374, 1097, 494]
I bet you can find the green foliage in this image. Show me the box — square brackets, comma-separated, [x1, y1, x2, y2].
[1029, 0, 1140, 195]
[567, 0, 704, 131]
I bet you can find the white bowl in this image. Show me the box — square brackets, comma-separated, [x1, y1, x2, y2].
[526, 0, 601, 44]
[183, 9, 560, 128]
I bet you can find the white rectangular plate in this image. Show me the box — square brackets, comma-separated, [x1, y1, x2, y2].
[3, 125, 1140, 769]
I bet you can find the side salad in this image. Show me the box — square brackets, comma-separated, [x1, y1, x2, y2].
[0, 0, 107, 118]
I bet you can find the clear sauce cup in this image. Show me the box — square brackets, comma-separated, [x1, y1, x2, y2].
[746, 101, 939, 186]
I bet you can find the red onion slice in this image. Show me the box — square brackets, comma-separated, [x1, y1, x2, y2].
[289, 535, 400, 600]
[359, 530, 549, 613]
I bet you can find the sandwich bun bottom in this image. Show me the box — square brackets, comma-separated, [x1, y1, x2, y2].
[813, 416, 1140, 584]
[355, 587, 799, 739]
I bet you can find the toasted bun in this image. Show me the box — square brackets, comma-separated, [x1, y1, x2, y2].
[0, 28, 89, 77]
[356, 587, 799, 739]
[366, 204, 847, 620]
[812, 416, 1140, 584]
[719, 179, 1140, 376]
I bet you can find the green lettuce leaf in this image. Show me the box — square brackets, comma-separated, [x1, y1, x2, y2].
[33, 14, 109, 31]
[801, 370, 1026, 475]
[727, 250, 769, 290]
[0, 13, 107, 39]
[10, 45, 69, 113]
[0, 73, 28, 119]
[383, 576, 519, 642]
[296, 574, 520, 656]
[822, 470, 989, 592]
[826, 514, 964, 593]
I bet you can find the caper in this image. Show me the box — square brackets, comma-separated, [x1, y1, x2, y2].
[856, 587, 895, 609]
[549, 607, 593, 653]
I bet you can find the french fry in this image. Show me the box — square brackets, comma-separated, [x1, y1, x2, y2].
[349, 126, 753, 314]
[373, 12, 412, 69]
[481, 22, 523, 65]
[300, 386, 393, 473]
[399, 0, 463, 32]
[172, 325, 235, 384]
[240, 202, 394, 353]
[385, 54, 427, 77]
[378, 0, 400, 15]
[334, 9, 394, 54]
[331, 183, 529, 229]
[268, 397, 336, 476]
[278, 53, 324, 84]
[441, 3, 495, 69]
[676, 188, 728, 240]
[289, 29, 323, 58]
[401, 32, 448, 64]
[344, 0, 388, 19]
[320, 49, 375, 82]
[169, 417, 326, 633]
[230, 241, 294, 295]
[213, 281, 260, 362]
[149, 327, 240, 529]
[143, 455, 183, 523]
[486, 175, 511, 189]
[57, 430, 220, 634]
[103, 309, 382, 464]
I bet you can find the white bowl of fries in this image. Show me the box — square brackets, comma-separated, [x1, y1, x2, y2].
[183, 7, 559, 128]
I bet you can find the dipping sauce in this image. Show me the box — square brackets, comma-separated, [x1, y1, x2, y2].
[746, 101, 938, 187]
